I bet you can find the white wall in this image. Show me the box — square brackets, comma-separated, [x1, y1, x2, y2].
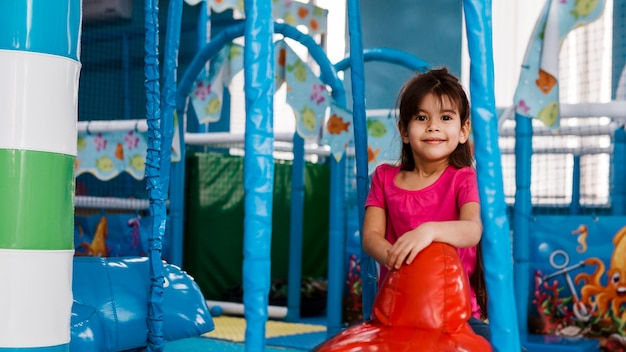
[492, 0, 546, 107]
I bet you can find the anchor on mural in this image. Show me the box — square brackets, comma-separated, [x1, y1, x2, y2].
[542, 249, 591, 322]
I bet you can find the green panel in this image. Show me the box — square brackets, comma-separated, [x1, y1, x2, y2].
[184, 152, 330, 300]
[0, 149, 74, 250]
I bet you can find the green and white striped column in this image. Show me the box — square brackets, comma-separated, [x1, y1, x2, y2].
[0, 1, 81, 351]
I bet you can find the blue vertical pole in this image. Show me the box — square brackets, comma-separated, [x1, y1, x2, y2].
[346, 0, 375, 320]
[513, 113, 532, 339]
[463, 1, 521, 351]
[613, 127, 626, 215]
[327, 157, 346, 337]
[286, 133, 305, 322]
[242, 0, 274, 350]
[144, 0, 166, 350]
[197, 1, 209, 135]
[162, 0, 183, 266]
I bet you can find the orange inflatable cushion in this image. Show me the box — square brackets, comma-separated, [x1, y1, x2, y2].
[313, 242, 492, 352]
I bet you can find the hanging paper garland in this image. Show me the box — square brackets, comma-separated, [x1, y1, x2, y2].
[190, 44, 243, 124]
[75, 117, 181, 181]
[76, 130, 148, 180]
[191, 40, 329, 140]
[365, 112, 400, 173]
[280, 40, 330, 140]
[206, 0, 328, 37]
[320, 103, 353, 162]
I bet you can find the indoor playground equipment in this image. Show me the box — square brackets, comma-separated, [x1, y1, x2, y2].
[174, 0, 519, 351]
[10, 0, 626, 351]
[3, 0, 519, 351]
[0, 1, 213, 352]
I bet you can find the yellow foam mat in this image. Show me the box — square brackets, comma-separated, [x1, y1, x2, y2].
[203, 316, 326, 342]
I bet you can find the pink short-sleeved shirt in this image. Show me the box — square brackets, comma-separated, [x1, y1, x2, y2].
[365, 163, 481, 318]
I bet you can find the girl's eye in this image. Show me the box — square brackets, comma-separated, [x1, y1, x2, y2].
[442, 115, 452, 121]
[415, 115, 427, 121]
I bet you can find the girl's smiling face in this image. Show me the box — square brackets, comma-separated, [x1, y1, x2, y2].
[401, 93, 470, 167]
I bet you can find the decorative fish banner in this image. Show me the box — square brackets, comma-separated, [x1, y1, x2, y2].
[279, 40, 330, 140]
[190, 44, 243, 124]
[76, 130, 147, 180]
[513, 0, 605, 130]
[190, 40, 329, 141]
[366, 113, 401, 173]
[193, 0, 328, 37]
[321, 109, 401, 173]
[76, 123, 181, 181]
[320, 103, 354, 162]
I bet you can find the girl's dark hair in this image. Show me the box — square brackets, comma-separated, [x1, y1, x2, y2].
[396, 67, 473, 171]
[396, 67, 488, 319]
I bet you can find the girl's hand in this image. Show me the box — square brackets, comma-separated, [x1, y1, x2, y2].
[386, 224, 435, 269]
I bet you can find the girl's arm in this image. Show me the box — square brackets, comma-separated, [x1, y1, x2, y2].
[386, 201, 483, 270]
[361, 205, 393, 268]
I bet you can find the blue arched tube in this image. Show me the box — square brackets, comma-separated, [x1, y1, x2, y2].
[144, 0, 166, 350]
[177, 22, 344, 112]
[334, 48, 430, 74]
[463, 0, 521, 351]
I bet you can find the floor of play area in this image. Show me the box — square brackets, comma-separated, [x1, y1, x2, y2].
[164, 315, 328, 351]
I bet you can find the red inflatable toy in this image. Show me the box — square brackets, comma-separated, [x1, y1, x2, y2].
[314, 242, 492, 351]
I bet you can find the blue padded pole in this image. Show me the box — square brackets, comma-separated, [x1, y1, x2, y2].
[198, 2, 209, 52]
[327, 157, 346, 337]
[242, 0, 274, 349]
[162, 0, 183, 266]
[286, 133, 304, 322]
[513, 113, 532, 338]
[463, 1, 521, 351]
[346, 0, 376, 321]
[144, 0, 165, 350]
[614, 127, 626, 215]
[196, 1, 209, 134]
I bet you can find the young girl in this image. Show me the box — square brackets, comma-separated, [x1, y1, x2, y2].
[362, 67, 489, 341]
